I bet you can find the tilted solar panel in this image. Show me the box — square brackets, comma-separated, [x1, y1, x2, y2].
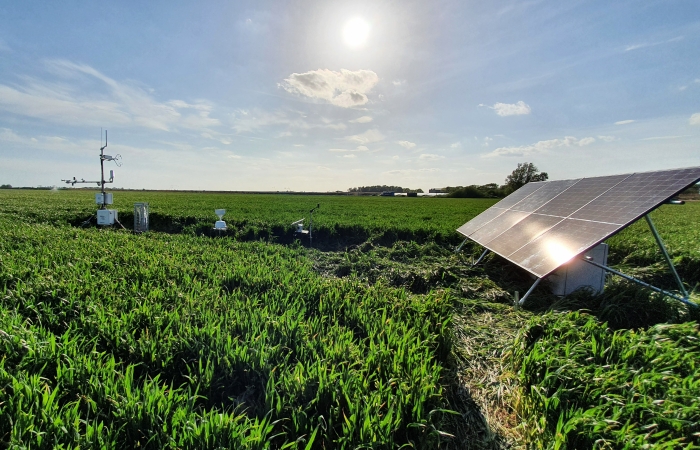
[457, 167, 700, 278]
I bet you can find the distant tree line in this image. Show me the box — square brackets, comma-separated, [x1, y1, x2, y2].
[446, 162, 549, 198]
[348, 185, 424, 193]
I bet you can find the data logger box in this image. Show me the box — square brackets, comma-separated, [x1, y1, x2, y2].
[549, 243, 608, 296]
[97, 209, 118, 225]
[95, 193, 113, 205]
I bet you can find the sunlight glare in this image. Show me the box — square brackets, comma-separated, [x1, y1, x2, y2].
[343, 17, 370, 49]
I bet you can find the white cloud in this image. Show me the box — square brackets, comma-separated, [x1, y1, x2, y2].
[450, 142, 461, 148]
[483, 136, 596, 158]
[0, 59, 219, 132]
[345, 129, 384, 145]
[482, 137, 493, 147]
[349, 115, 373, 123]
[419, 153, 444, 161]
[690, 113, 700, 126]
[397, 140, 416, 149]
[615, 119, 635, 125]
[489, 101, 531, 116]
[598, 135, 617, 142]
[356, 145, 369, 152]
[280, 69, 379, 108]
[392, 79, 406, 86]
[342, 154, 356, 158]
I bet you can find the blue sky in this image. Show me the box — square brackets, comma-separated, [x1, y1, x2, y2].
[0, 0, 698, 191]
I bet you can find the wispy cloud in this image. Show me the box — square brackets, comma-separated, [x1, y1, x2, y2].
[349, 115, 373, 123]
[640, 135, 691, 141]
[450, 142, 461, 148]
[615, 119, 635, 125]
[0, 59, 219, 132]
[598, 135, 617, 142]
[280, 69, 379, 108]
[483, 136, 595, 158]
[345, 128, 384, 145]
[690, 113, 700, 126]
[397, 140, 416, 149]
[384, 168, 439, 175]
[624, 36, 683, 52]
[231, 109, 346, 134]
[481, 101, 531, 116]
[419, 153, 444, 160]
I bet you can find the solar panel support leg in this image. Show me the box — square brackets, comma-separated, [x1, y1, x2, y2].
[472, 248, 490, 267]
[644, 214, 689, 298]
[455, 237, 469, 254]
[518, 277, 542, 306]
[582, 258, 696, 308]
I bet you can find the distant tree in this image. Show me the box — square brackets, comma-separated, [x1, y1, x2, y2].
[447, 186, 486, 198]
[348, 185, 422, 193]
[0, 184, 12, 189]
[504, 162, 548, 192]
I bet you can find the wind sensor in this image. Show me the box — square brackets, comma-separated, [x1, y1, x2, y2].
[292, 203, 320, 246]
[62, 130, 122, 226]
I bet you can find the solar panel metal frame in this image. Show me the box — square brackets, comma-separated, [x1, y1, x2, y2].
[456, 167, 700, 282]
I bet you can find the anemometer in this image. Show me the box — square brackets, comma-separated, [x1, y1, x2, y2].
[62, 130, 122, 226]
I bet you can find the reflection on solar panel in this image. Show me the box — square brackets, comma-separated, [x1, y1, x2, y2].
[457, 167, 700, 279]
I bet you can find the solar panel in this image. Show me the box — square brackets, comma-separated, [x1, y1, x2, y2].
[457, 167, 700, 278]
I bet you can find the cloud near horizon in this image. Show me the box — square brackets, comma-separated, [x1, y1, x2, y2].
[280, 69, 379, 108]
[483, 136, 596, 158]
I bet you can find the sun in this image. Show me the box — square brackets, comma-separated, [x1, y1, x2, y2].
[343, 17, 370, 49]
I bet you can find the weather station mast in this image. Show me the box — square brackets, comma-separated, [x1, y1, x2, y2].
[62, 130, 122, 226]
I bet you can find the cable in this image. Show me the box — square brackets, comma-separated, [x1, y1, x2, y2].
[114, 217, 127, 230]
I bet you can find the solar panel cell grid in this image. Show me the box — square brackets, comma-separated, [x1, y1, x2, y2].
[456, 167, 700, 278]
[456, 207, 507, 237]
[534, 175, 630, 218]
[485, 213, 563, 258]
[490, 182, 544, 209]
[469, 210, 530, 244]
[509, 179, 580, 213]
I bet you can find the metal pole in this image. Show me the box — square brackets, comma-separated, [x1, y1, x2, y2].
[454, 237, 469, 253]
[472, 248, 490, 267]
[583, 258, 696, 308]
[309, 210, 313, 247]
[644, 214, 689, 298]
[99, 130, 107, 210]
[518, 277, 542, 306]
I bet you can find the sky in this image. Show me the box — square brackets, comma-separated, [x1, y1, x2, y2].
[0, 0, 699, 192]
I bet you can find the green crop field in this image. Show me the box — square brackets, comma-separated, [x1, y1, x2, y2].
[1, 188, 700, 449]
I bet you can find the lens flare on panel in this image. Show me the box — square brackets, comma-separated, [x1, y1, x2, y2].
[547, 240, 575, 266]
